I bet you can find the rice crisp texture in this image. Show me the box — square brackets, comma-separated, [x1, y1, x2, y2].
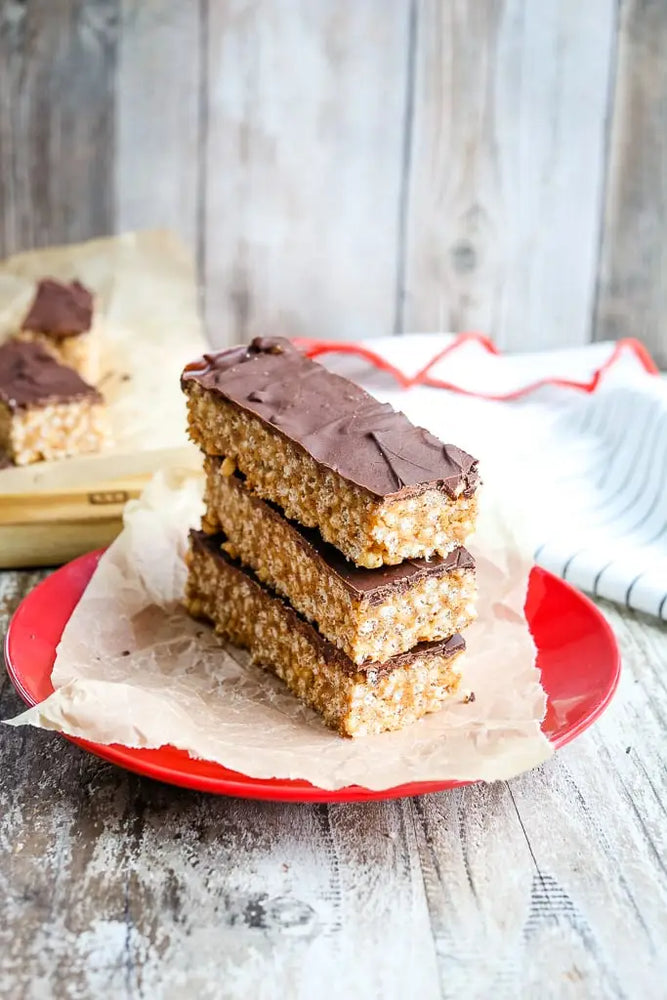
[5, 469, 550, 790]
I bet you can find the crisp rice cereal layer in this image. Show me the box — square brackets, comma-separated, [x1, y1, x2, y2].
[15, 327, 99, 383]
[0, 399, 110, 465]
[185, 534, 464, 737]
[204, 461, 477, 665]
[186, 384, 477, 567]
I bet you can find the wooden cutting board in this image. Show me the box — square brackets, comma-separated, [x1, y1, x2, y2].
[0, 476, 148, 568]
[0, 449, 203, 568]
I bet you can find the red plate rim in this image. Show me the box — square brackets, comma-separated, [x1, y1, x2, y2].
[4, 550, 621, 803]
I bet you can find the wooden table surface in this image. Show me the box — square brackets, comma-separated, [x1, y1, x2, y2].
[1, 568, 665, 999]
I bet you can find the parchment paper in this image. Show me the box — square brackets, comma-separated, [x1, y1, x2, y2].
[7, 464, 551, 790]
[0, 231, 206, 491]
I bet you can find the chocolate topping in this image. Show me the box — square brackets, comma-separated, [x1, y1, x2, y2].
[0, 341, 102, 411]
[219, 464, 475, 604]
[191, 529, 466, 676]
[182, 337, 479, 500]
[21, 278, 93, 337]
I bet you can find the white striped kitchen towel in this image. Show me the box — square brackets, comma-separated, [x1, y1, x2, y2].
[299, 334, 666, 621]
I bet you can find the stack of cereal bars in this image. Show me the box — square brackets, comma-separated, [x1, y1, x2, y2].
[182, 337, 479, 737]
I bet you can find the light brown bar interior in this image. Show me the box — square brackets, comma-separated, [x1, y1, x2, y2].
[186, 384, 477, 568]
[0, 398, 109, 466]
[185, 533, 464, 738]
[15, 327, 99, 383]
[204, 461, 477, 665]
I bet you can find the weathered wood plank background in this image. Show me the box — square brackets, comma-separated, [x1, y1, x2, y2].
[0, 0, 665, 362]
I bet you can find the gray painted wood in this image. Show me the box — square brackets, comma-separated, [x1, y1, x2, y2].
[1, 570, 665, 998]
[594, 0, 667, 369]
[203, 0, 410, 346]
[115, 0, 202, 254]
[0, 0, 117, 256]
[399, 0, 618, 351]
[0, 1, 666, 362]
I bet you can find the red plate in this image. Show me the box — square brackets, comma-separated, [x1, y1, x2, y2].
[4, 550, 620, 802]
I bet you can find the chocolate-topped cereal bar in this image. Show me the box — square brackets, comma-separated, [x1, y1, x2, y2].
[203, 458, 477, 664]
[182, 337, 479, 568]
[185, 530, 465, 737]
[16, 278, 99, 382]
[0, 341, 109, 465]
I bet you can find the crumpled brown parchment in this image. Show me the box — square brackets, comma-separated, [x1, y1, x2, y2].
[6, 465, 551, 791]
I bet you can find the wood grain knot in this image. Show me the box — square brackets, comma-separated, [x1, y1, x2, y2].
[450, 241, 477, 273]
[240, 893, 317, 935]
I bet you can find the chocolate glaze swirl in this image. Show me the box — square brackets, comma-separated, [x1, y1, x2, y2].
[0, 341, 101, 411]
[182, 337, 479, 500]
[21, 278, 93, 337]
